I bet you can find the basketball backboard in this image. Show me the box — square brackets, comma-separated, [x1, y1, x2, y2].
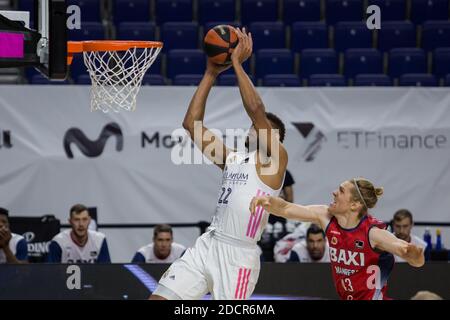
[0, 0, 67, 79]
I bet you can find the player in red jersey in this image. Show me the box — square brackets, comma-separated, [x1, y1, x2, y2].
[250, 177, 425, 300]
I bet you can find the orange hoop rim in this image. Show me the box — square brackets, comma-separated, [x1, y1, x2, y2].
[67, 40, 163, 64]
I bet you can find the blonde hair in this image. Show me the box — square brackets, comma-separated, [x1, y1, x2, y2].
[350, 178, 383, 216]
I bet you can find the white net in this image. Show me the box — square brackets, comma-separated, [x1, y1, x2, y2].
[83, 46, 161, 112]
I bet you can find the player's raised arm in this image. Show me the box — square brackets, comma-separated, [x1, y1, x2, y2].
[369, 227, 425, 267]
[231, 28, 287, 165]
[182, 61, 232, 170]
[250, 196, 331, 230]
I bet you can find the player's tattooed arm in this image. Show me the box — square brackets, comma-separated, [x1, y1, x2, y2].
[182, 61, 232, 169]
[369, 227, 425, 267]
[250, 196, 331, 229]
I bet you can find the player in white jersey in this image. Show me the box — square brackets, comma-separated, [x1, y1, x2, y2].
[0, 207, 28, 264]
[132, 224, 186, 263]
[47, 204, 110, 263]
[151, 28, 288, 300]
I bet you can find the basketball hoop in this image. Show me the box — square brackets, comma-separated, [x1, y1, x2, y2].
[67, 40, 163, 112]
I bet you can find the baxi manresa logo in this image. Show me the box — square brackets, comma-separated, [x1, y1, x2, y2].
[292, 122, 327, 162]
[63, 122, 123, 159]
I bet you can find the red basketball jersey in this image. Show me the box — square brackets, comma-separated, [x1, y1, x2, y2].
[325, 215, 395, 300]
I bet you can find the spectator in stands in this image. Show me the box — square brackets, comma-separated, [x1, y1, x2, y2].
[288, 224, 329, 263]
[47, 204, 111, 263]
[0, 207, 28, 264]
[132, 224, 186, 263]
[392, 209, 427, 262]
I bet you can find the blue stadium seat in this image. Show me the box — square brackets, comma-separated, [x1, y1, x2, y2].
[308, 74, 346, 86]
[262, 74, 301, 86]
[399, 73, 438, 86]
[217, 74, 256, 85]
[160, 22, 199, 52]
[378, 21, 416, 52]
[388, 48, 427, 78]
[31, 74, 70, 85]
[334, 21, 373, 52]
[255, 49, 295, 79]
[411, 0, 450, 25]
[198, 0, 236, 25]
[325, 0, 364, 25]
[344, 49, 382, 78]
[67, 0, 102, 22]
[367, 0, 407, 21]
[250, 22, 286, 51]
[70, 55, 88, 80]
[167, 49, 206, 79]
[241, 0, 278, 25]
[291, 22, 328, 52]
[433, 48, 450, 78]
[75, 74, 92, 85]
[68, 22, 105, 41]
[113, 0, 151, 24]
[354, 74, 393, 86]
[445, 74, 450, 86]
[300, 49, 338, 77]
[155, 0, 193, 24]
[142, 74, 167, 85]
[116, 22, 156, 41]
[283, 0, 321, 24]
[422, 21, 450, 51]
[204, 21, 242, 33]
[173, 74, 204, 85]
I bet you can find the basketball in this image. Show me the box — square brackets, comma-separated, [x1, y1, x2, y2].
[203, 25, 238, 65]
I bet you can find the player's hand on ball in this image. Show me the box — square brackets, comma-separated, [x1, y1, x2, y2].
[206, 59, 232, 77]
[231, 27, 253, 65]
[250, 196, 270, 215]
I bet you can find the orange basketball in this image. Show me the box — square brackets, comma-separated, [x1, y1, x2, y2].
[203, 25, 238, 65]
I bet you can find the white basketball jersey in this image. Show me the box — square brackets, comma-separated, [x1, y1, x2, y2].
[209, 150, 284, 244]
[137, 242, 186, 263]
[53, 229, 106, 263]
[0, 233, 24, 264]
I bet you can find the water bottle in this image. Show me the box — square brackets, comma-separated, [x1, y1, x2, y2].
[423, 228, 432, 260]
[436, 229, 442, 251]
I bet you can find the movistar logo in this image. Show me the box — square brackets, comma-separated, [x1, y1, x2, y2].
[63, 122, 123, 159]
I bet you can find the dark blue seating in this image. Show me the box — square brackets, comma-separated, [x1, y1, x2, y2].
[67, 0, 102, 22]
[291, 22, 328, 52]
[241, 0, 278, 25]
[283, 0, 321, 24]
[155, 0, 193, 24]
[344, 49, 383, 78]
[353, 74, 393, 86]
[160, 22, 199, 51]
[367, 0, 407, 21]
[422, 21, 450, 51]
[198, 0, 236, 25]
[255, 49, 295, 79]
[68, 22, 105, 41]
[388, 48, 427, 78]
[173, 74, 204, 85]
[334, 21, 373, 52]
[167, 49, 206, 79]
[399, 73, 438, 86]
[262, 74, 301, 86]
[378, 21, 416, 52]
[113, 0, 151, 24]
[300, 49, 338, 77]
[410, 0, 450, 24]
[433, 47, 450, 78]
[308, 74, 346, 86]
[325, 0, 364, 25]
[250, 22, 286, 51]
[142, 74, 167, 85]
